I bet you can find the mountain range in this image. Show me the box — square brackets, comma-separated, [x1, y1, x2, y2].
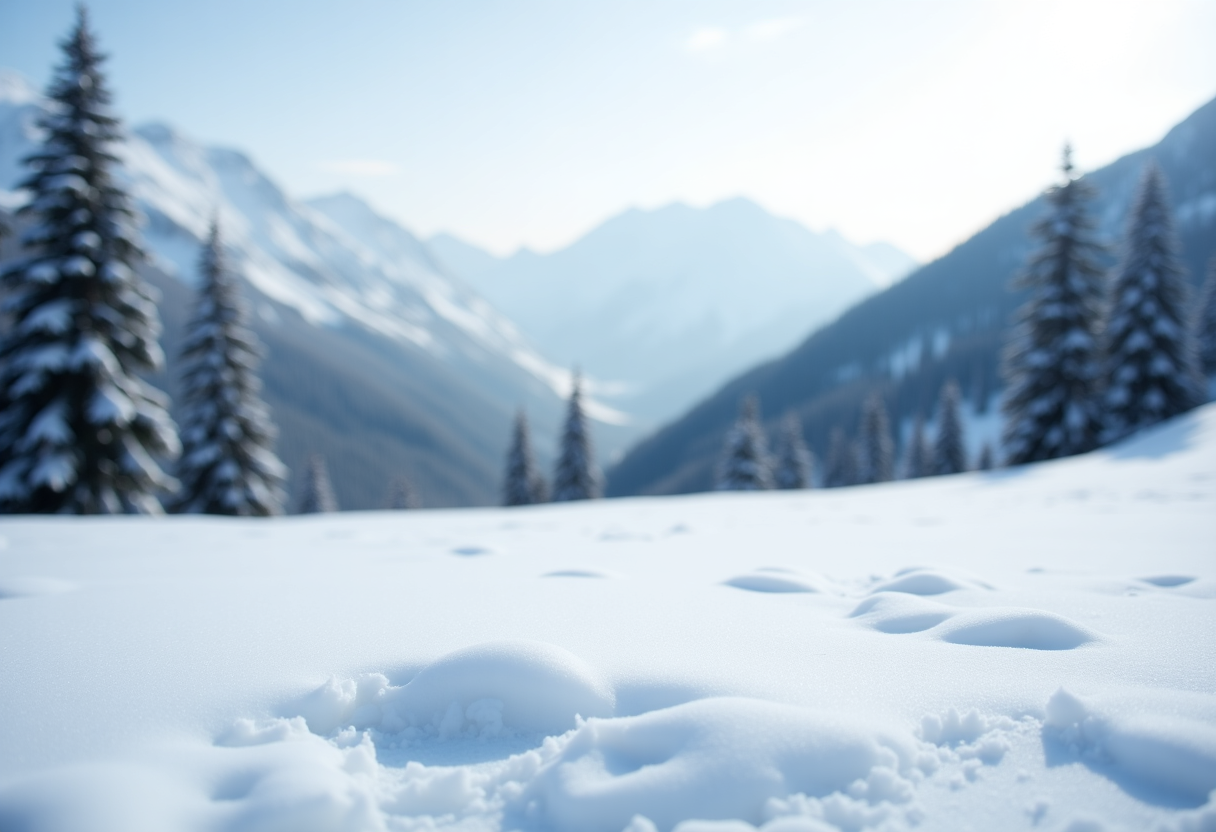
[0, 69, 589, 509]
[434, 199, 915, 425]
[607, 95, 1216, 496]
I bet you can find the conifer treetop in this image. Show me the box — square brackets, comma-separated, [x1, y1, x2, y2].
[0, 7, 178, 513]
[934, 379, 968, 476]
[1102, 162, 1203, 439]
[1001, 145, 1106, 464]
[173, 219, 287, 516]
[504, 409, 546, 506]
[552, 373, 601, 502]
[773, 412, 812, 490]
[858, 392, 894, 484]
[716, 395, 773, 491]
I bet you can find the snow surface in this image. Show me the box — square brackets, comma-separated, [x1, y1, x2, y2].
[0, 404, 1214, 831]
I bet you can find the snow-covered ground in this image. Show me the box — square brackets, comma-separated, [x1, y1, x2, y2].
[1, 405, 1214, 832]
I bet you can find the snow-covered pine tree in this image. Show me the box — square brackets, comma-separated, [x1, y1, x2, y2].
[933, 379, 968, 475]
[904, 414, 932, 479]
[297, 453, 337, 513]
[0, 9, 178, 514]
[503, 409, 546, 506]
[823, 427, 857, 488]
[172, 221, 286, 515]
[1102, 163, 1203, 439]
[773, 412, 812, 489]
[857, 392, 894, 484]
[1197, 257, 1216, 385]
[716, 395, 774, 490]
[1001, 145, 1106, 464]
[551, 373, 601, 501]
[387, 476, 418, 510]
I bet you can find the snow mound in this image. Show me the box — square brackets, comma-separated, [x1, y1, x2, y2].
[451, 545, 494, 556]
[1045, 688, 1216, 803]
[869, 568, 984, 596]
[849, 593, 955, 633]
[934, 608, 1100, 650]
[295, 641, 614, 738]
[0, 576, 76, 599]
[724, 571, 826, 594]
[521, 697, 922, 832]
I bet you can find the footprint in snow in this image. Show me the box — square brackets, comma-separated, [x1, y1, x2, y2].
[1138, 575, 1195, 587]
[851, 593, 1100, 649]
[542, 569, 616, 579]
[451, 546, 494, 557]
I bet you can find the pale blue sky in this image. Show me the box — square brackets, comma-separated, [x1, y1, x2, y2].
[2, 0, 1214, 260]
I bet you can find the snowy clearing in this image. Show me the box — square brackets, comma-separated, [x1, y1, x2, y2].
[0, 405, 1214, 832]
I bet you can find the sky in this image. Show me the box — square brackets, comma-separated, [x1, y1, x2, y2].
[1, 0, 1214, 262]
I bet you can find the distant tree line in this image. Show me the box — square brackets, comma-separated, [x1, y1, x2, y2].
[708, 145, 1213, 492]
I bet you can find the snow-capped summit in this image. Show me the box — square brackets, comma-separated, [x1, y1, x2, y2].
[451, 196, 918, 424]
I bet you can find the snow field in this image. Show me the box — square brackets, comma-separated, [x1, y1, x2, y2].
[0, 405, 1213, 831]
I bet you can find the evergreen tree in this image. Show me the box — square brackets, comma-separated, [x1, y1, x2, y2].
[552, 373, 601, 501]
[1197, 256, 1216, 385]
[1001, 145, 1106, 464]
[857, 392, 894, 484]
[172, 221, 286, 515]
[297, 453, 337, 513]
[773, 412, 812, 490]
[933, 379, 968, 475]
[976, 443, 994, 471]
[904, 414, 932, 479]
[387, 476, 418, 510]
[1102, 164, 1203, 439]
[503, 409, 546, 506]
[716, 395, 773, 490]
[0, 9, 178, 514]
[823, 427, 858, 488]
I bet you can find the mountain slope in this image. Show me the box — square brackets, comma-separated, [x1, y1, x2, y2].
[0, 70, 596, 508]
[609, 95, 1216, 496]
[455, 197, 916, 425]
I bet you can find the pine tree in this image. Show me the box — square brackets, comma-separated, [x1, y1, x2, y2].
[715, 395, 774, 490]
[773, 412, 812, 489]
[552, 373, 601, 501]
[1102, 164, 1203, 439]
[0, 9, 178, 514]
[904, 414, 932, 479]
[976, 443, 994, 471]
[1197, 256, 1216, 385]
[387, 476, 418, 510]
[933, 380, 968, 475]
[172, 221, 286, 515]
[503, 409, 546, 506]
[857, 392, 894, 484]
[1001, 145, 1106, 464]
[297, 453, 337, 513]
[823, 427, 858, 488]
